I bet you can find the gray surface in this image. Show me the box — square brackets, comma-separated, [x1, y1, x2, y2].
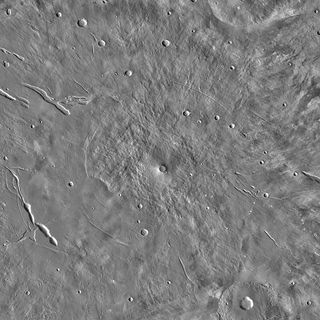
[0, 0, 320, 319]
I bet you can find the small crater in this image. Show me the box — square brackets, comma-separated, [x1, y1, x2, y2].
[124, 70, 133, 77]
[140, 228, 149, 236]
[77, 18, 88, 28]
[183, 110, 191, 117]
[263, 192, 269, 198]
[162, 39, 171, 47]
[68, 181, 74, 187]
[128, 297, 134, 302]
[159, 164, 167, 173]
[214, 115, 220, 120]
[239, 296, 254, 310]
[56, 12, 62, 18]
[229, 123, 235, 129]
[97, 39, 106, 47]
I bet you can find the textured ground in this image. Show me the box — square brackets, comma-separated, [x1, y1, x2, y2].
[0, 0, 320, 319]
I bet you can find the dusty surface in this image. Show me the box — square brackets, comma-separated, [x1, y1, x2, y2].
[0, 0, 320, 319]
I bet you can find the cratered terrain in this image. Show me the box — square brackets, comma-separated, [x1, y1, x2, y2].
[0, 0, 320, 319]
